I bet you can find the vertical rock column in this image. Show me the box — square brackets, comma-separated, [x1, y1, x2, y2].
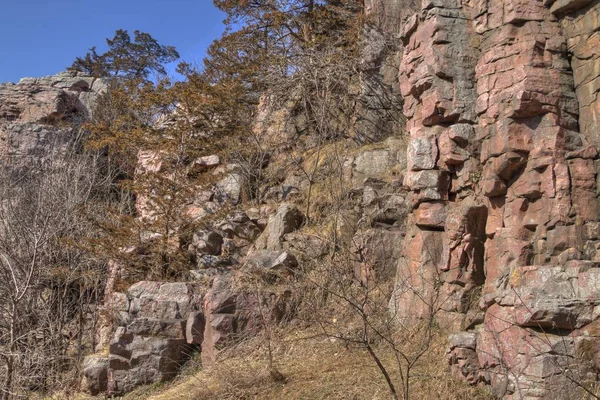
[472, 0, 600, 397]
[475, 0, 585, 296]
[397, 1, 600, 396]
[393, 0, 487, 330]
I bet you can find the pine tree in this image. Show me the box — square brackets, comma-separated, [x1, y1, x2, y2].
[70, 29, 179, 80]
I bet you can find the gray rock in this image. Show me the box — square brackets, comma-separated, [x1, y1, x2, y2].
[1, 71, 105, 122]
[126, 318, 186, 338]
[81, 356, 108, 395]
[354, 149, 393, 178]
[283, 231, 330, 261]
[108, 333, 190, 395]
[188, 155, 220, 176]
[103, 281, 204, 396]
[494, 262, 600, 329]
[256, 203, 304, 251]
[447, 332, 479, 385]
[247, 250, 298, 272]
[186, 311, 205, 345]
[405, 169, 446, 191]
[352, 229, 404, 280]
[448, 124, 474, 146]
[407, 136, 438, 171]
[0, 71, 106, 166]
[195, 254, 231, 269]
[448, 332, 478, 350]
[192, 230, 223, 256]
[214, 173, 242, 204]
[216, 214, 263, 242]
[204, 276, 237, 315]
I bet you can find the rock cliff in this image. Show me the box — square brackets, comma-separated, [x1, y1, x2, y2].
[0, 71, 106, 161]
[2, 1, 600, 398]
[396, 0, 600, 398]
[80, 1, 600, 396]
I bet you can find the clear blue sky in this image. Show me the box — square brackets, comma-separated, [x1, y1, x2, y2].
[0, 0, 226, 83]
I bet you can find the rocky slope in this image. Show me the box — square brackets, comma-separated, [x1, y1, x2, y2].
[2, 1, 600, 399]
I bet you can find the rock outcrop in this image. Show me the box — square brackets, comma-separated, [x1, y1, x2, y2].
[6, 3, 600, 398]
[395, 0, 600, 398]
[82, 268, 295, 395]
[83, 282, 204, 395]
[0, 71, 106, 161]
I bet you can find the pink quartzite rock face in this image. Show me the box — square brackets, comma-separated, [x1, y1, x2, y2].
[395, 0, 600, 397]
[0, 71, 106, 161]
[200, 273, 293, 366]
[395, 0, 486, 332]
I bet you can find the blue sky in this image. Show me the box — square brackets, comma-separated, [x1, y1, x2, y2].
[0, 0, 226, 83]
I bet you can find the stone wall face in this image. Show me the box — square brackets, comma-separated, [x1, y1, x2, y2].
[394, 0, 600, 397]
[0, 71, 106, 161]
[5, 6, 600, 398]
[560, 1, 600, 148]
[394, 0, 486, 331]
[83, 282, 205, 396]
[82, 273, 293, 395]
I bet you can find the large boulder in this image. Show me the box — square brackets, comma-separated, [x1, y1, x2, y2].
[254, 203, 304, 251]
[214, 172, 243, 204]
[81, 356, 108, 395]
[0, 70, 106, 123]
[108, 328, 191, 395]
[200, 273, 294, 366]
[83, 281, 205, 396]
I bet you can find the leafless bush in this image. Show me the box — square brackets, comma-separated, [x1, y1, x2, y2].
[292, 229, 443, 400]
[0, 131, 111, 399]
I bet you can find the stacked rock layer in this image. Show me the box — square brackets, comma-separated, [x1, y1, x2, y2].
[395, 0, 600, 398]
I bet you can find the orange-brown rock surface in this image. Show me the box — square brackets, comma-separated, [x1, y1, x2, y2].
[394, 0, 600, 397]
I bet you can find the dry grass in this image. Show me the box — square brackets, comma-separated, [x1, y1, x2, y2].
[128, 327, 493, 400]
